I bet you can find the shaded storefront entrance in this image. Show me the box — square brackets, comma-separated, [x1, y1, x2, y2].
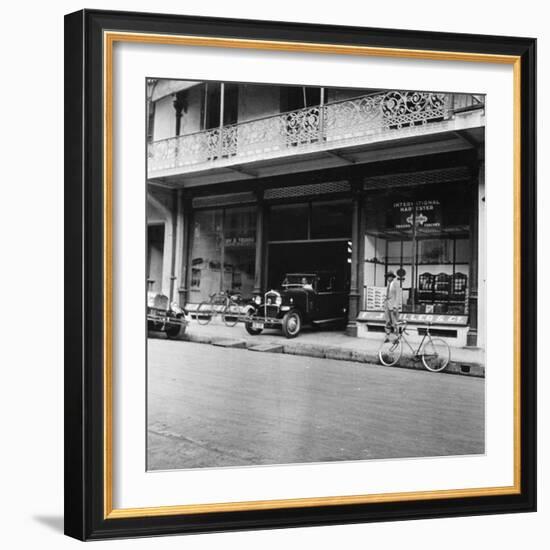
[267, 241, 351, 290]
[265, 198, 352, 294]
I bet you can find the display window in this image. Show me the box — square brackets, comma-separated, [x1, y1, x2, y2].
[190, 205, 256, 302]
[363, 181, 474, 316]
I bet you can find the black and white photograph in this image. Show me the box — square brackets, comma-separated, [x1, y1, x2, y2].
[145, 79, 486, 471]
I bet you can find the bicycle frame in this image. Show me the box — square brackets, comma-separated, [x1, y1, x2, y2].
[396, 324, 433, 358]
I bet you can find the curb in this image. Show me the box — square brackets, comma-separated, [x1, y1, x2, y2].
[178, 331, 485, 378]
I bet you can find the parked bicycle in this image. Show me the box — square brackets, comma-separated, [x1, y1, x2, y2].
[378, 321, 451, 372]
[196, 291, 242, 327]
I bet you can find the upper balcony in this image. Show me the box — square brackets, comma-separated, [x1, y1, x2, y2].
[148, 91, 485, 180]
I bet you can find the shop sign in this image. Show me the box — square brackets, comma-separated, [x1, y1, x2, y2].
[358, 310, 468, 326]
[392, 199, 442, 230]
[224, 236, 255, 247]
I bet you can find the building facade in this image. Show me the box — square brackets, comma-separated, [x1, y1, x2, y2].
[146, 80, 486, 348]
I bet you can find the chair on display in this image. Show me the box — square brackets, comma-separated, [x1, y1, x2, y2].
[434, 273, 451, 304]
[418, 272, 434, 303]
[450, 272, 468, 302]
[449, 272, 468, 313]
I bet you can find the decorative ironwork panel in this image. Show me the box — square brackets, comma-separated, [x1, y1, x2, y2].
[148, 138, 177, 172]
[236, 116, 284, 157]
[192, 191, 257, 209]
[324, 94, 384, 142]
[363, 166, 471, 190]
[380, 91, 449, 128]
[282, 106, 321, 146]
[264, 180, 350, 200]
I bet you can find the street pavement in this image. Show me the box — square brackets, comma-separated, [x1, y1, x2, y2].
[147, 339, 485, 471]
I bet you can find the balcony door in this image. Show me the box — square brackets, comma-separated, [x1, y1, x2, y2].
[202, 82, 239, 130]
[280, 86, 321, 112]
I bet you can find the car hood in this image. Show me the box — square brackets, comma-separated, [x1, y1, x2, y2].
[274, 287, 315, 299]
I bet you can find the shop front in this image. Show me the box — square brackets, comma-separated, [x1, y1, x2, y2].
[184, 189, 353, 308]
[148, 160, 484, 348]
[357, 166, 481, 347]
[188, 204, 257, 303]
[265, 199, 352, 290]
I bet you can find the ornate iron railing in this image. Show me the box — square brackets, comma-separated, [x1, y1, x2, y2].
[148, 91, 484, 173]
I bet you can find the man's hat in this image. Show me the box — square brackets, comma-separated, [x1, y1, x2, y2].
[386, 270, 396, 279]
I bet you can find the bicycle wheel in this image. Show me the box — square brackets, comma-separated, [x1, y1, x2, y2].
[421, 337, 450, 372]
[196, 301, 213, 325]
[378, 337, 402, 367]
[222, 301, 240, 327]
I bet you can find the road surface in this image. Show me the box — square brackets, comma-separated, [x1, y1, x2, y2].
[147, 339, 484, 470]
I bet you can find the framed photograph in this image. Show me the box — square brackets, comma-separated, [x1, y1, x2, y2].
[64, 9, 536, 540]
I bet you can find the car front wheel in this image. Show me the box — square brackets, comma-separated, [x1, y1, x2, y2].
[245, 322, 263, 336]
[282, 310, 301, 339]
[166, 320, 186, 339]
[244, 310, 262, 335]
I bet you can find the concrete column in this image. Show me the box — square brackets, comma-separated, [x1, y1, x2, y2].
[466, 179, 479, 346]
[346, 181, 362, 336]
[357, 195, 366, 314]
[253, 191, 265, 295]
[161, 221, 174, 299]
[177, 193, 193, 306]
[476, 160, 486, 348]
[172, 189, 185, 304]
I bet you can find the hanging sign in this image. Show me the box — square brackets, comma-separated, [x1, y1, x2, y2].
[392, 199, 442, 230]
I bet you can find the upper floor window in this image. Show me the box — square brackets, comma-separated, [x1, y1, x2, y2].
[202, 82, 239, 130]
[280, 86, 321, 112]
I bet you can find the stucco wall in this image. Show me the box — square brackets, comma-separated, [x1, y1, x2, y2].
[238, 84, 281, 122]
[152, 95, 175, 141]
[152, 85, 204, 140]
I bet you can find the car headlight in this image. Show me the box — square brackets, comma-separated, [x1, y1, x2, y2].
[275, 296, 282, 306]
[170, 302, 184, 315]
[254, 295, 261, 305]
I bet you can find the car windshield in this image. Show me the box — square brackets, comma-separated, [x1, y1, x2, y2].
[282, 275, 316, 287]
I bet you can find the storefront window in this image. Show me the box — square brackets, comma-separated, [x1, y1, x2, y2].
[190, 206, 256, 302]
[417, 239, 453, 264]
[363, 182, 473, 316]
[224, 206, 256, 296]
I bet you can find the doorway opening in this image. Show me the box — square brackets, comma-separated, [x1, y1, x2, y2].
[147, 224, 165, 293]
[267, 241, 351, 291]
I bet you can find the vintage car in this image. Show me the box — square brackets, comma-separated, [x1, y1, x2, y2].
[244, 271, 348, 338]
[147, 291, 188, 338]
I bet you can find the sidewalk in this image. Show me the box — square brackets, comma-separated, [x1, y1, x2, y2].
[176, 318, 485, 378]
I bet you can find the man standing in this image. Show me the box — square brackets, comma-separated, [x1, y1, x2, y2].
[384, 271, 401, 342]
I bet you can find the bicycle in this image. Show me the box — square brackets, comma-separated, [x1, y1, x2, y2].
[196, 291, 242, 327]
[378, 321, 451, 372]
